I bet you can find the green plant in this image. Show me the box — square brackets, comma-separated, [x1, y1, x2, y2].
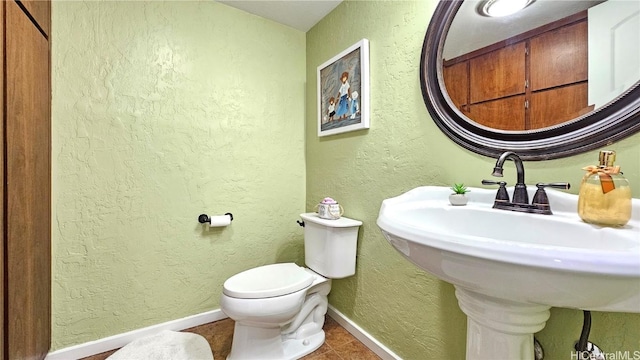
[451, 183, 469, 195]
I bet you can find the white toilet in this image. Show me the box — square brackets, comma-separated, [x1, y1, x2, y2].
[220, 212, 362, 360]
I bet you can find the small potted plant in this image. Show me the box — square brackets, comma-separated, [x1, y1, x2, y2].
[449, 183, 469, 206]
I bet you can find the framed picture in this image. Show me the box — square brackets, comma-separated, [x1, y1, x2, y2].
[317, 39, 370, 137]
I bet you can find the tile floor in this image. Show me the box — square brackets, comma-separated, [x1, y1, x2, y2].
[81, 316, 381, 360]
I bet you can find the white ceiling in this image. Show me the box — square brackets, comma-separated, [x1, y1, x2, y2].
[217, 0, 607, 55]
[216, 0, 343, 32]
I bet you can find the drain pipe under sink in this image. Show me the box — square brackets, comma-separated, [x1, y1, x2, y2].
[574, 311, 605, 360]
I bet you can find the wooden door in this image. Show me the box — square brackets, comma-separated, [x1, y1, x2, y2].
[0, 1, 4, 357]
[468, 95, 526, 130]
[17, 0, 50, 36]
[469, 42, 526, 103]
[530, 83, 589, 129]
[443, 61, 469, 112]
[530, 20, 588, 91]
[5, 0, 51, 358]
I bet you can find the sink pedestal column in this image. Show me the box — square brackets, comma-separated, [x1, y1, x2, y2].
[455, 287, 551, 360]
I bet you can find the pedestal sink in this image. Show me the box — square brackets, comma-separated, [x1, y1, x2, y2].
[377, 186, 640, 360]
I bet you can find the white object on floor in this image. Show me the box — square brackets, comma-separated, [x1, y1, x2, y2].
[106, 330, 213, 360]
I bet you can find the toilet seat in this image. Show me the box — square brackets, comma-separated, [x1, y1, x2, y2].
[223, 263, 314, 299]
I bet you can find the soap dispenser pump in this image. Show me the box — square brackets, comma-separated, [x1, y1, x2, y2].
[577, 150, 632, 227]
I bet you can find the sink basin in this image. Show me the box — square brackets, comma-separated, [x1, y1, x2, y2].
[377, 186, 640, 359]
[377, 186, 640, 312]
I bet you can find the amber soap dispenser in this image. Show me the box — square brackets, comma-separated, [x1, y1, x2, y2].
[577, 150, 632, 227]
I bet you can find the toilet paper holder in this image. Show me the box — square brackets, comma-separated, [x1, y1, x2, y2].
[198, 213, 234, 224]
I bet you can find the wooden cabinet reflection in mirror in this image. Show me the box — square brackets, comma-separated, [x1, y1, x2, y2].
[443, 11, 593, 131]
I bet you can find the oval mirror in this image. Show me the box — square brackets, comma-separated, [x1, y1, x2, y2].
[421, 0, 640, 160]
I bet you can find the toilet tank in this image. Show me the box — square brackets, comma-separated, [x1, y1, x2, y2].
[299, 213, 362, 279]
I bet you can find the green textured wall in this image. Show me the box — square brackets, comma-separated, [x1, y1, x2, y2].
[306, 1, 640, 359]
[51, 1, 306, 350]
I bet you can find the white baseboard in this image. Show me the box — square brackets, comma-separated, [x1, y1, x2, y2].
[45, 309, 228, 360]
[46, 306, 401, 360]
[327, 305, 402, 360]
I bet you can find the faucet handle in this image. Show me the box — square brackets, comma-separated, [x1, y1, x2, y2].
[532, 182, 571, 215]
[535, 182, 571, 190]
[482, 180, 510, 203]
[532, 185, 550, 207]
[481, 179, 506, 186]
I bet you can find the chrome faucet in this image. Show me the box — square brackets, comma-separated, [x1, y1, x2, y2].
[483, 151, 570, 215]
[491, 151, 528, 204]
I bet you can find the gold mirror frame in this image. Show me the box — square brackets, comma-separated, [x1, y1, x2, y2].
[420, 0, 640, 160]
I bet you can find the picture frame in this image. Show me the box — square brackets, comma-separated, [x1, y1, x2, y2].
[317, 39, 370, 137]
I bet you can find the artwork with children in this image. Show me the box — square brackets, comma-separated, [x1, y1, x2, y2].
[319, 47, 363, 132]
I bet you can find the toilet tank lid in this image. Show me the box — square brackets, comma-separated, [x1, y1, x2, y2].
[300, 213, 363, 228]
[223, 263, 314, 299]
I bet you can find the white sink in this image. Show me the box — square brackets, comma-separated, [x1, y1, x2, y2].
[377, 186, 640, 359]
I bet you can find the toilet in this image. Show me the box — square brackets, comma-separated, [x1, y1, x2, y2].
[220, 212, 362, 360]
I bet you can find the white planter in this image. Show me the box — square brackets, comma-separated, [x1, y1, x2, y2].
[449, 194, 468, 206]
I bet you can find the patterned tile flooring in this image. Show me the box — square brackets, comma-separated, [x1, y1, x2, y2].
[81, 316, 382, 360]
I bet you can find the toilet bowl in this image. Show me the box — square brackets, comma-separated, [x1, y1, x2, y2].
[221, 264, 331, 359]
[220, 213, 362, 360]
